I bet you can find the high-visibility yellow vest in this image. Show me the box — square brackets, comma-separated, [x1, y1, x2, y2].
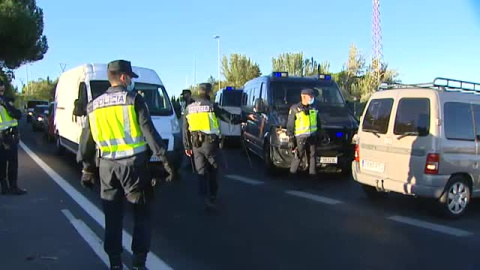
[0, 105, 18, 131]
[186, 103, 220, 135]
[87, 91, 147, 159]
[294, 109, 318, 137]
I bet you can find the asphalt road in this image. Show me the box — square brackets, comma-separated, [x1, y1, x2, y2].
[3, 118, 480, 269]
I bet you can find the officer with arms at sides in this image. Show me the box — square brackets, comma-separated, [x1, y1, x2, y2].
[287, 88, 321, 178]
[78, 60, 174, 270]
[0, 79, 26, 195]
[183, 83, 244, 209]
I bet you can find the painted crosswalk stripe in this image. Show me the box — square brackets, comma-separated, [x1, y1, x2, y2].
[62, 209, 129, 269]
[285, 190, 343, 205]
[20, 141, 173, 270]
[388, 215, 473, 237]
[226, 175, 264, 185]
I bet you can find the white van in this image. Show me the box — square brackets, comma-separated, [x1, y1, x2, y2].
[352, 77, 480, 218]
[54, 64, 182, 168]
[214, 86, 243, 148]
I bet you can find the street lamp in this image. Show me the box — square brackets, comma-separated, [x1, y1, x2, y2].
[213, 35, 220, 90]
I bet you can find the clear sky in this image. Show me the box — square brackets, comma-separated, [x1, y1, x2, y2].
[12, 0, 480, 97]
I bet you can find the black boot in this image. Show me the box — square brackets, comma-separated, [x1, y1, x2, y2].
[109, 255, 122, 269]
[132, 253, 147, 270]
[0, 179, 8, 195]
[8, 179, 26, 195]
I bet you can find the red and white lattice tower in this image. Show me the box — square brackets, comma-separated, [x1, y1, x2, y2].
[372, 0, 382, 82]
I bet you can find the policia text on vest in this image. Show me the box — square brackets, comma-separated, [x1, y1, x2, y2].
[77, 59, 175, 269]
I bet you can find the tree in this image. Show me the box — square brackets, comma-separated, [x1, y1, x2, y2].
[335, 43, 398, 102]
[272, 52, 330, 77]
[221, 54, 261, 88]
[22, 77, 57, 101]
[0, 0, 48, 70]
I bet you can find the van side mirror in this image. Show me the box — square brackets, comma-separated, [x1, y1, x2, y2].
[253, 98, 264, 113]
[73, 98, 86, 117]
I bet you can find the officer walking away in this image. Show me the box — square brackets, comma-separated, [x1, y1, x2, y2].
[0, 79, 26, 195]
[183, 83, 240, 209]
[287, 88, 321, 177]
[78, 60, 174, 270]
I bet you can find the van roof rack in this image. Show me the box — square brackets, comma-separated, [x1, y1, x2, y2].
[378, 77, 480, 93]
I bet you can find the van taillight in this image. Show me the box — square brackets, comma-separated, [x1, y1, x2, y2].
[425, 153, 440, 175]
[355, 144, 360, 162]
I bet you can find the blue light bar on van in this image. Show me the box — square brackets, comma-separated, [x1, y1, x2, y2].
[226, 86, 234, 90]
[336, 132, 343, 138]
[273, 72, 288, 78]
[319, 74, 332, 80]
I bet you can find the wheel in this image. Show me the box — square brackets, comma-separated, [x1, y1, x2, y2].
[264, 139, 279, 175]
[438, 176, 471, 219]
[362, 184, 388, 199]
[55, 134, 65, 155]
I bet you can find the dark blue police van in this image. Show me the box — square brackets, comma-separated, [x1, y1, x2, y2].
[241, 72, 359, 175]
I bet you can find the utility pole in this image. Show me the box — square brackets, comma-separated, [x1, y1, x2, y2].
[372, 0, 383, 84]
[213, 35, 221, 90]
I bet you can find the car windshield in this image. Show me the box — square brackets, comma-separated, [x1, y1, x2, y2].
[27, 101, 48, 109]
[89, 81, 173, 116]
[221, 91, 243, 107]
[271, 81, 345, 110]
[34, 105, 49, 114]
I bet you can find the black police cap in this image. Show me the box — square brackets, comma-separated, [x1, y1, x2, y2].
[108, 60, 139, 78]
[181, 89, 192, 95]
[301, 88, 314, 95]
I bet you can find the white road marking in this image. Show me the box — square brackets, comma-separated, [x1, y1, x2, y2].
[225, 175, 264, 185]
[285, 190, 343, 205]
[388, 215, 473, 237]
[20, 141, 173, 270]
[62, 209, 129, 269]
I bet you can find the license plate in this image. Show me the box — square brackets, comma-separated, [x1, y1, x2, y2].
[317, 157, 338, 164]
[361, 159, 385, 173]
[150, 156, 162, 162]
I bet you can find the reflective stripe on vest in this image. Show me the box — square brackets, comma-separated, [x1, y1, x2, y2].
[88, 92, 147, 159]
[294, 109, 318, 137]
[186, 104, 220, 135]
[0, 105, 18, 131]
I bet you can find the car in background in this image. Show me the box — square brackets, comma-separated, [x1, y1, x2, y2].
[26, 100, 49, 123]
[43, 102, 56, 141]
[31, 104, 49, 132]
[214, 86, 244, 148]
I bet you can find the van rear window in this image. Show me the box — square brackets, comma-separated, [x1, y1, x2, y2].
[444, 102, 475, 141]
[362, 98, 394, 134]
[394, 98, 430, 136]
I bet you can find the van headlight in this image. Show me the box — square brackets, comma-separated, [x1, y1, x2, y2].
[171, 117, 180, 134]
[276, 128, 290, 143]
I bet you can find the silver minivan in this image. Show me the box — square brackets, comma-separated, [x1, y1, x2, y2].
[352, 77, 480, 218]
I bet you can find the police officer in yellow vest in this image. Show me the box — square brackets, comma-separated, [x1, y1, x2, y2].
[78, 60, 173, 270]
[286, 88, 321, 176]
[0, 79, 25, 195]
[183, 83, 240, 209]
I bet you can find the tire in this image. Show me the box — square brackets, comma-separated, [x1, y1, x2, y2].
[264, 139, 279, 175]
[362, 184, 388, 199]
[438, 176, 471, 219]
[55, 134, 65, 155]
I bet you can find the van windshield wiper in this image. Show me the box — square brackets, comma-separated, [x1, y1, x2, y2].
[363, 128, 381, 138]
[397, 131, 419, 140]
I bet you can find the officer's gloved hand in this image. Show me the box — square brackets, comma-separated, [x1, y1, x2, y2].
[81, 170, 96, 189]
[288, 136, 296, 151]
[162, 160, 175, 182]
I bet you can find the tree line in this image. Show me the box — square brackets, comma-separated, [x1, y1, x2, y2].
[0, 1, 398, 110]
